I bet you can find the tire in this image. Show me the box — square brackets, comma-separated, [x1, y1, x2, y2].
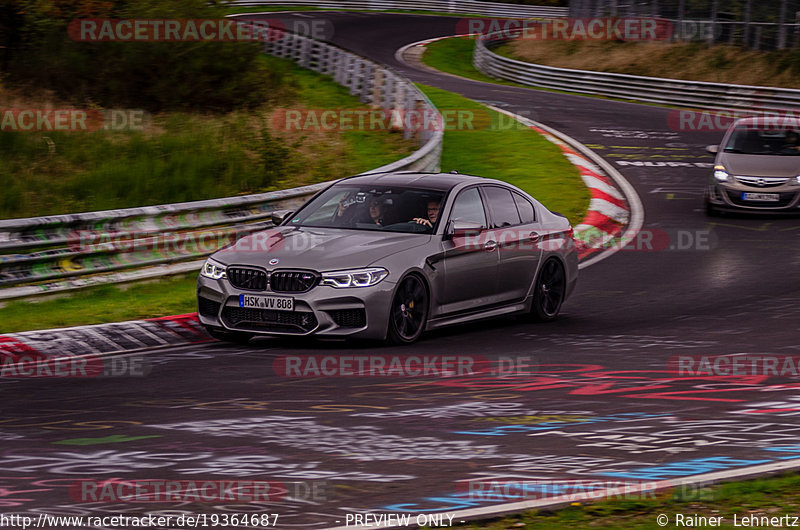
[386, 274, 429, 344]
[705, 201, 720, 217]
[205, 327, 253, 345]
[531, 258, 566, 322]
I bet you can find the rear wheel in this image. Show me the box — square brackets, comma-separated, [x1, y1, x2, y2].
[387, 274, 428, 344]
[205, 327, 253, 345]
[531, 259, 566, 322]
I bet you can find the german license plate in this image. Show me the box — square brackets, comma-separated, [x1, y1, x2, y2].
[741, 192, 779, 202]
[239, 294, 294, 311]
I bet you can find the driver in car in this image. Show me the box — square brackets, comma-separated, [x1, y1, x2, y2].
[783, 131, 800, 152]
[413, 199, 440, 229]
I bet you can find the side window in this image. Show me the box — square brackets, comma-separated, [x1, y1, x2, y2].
[483, 186, 521, 228]
[513, 192, 536, 224]
[449, 188, 487, 227]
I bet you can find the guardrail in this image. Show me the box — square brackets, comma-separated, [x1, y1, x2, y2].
[0, 29, 443, 301]
[473, 32, 800, 112]
[230, 0, 568, 18]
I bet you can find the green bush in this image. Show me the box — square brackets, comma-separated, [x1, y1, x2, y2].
[3, 0, 288, 111]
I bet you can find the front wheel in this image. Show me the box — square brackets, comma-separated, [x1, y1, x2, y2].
[386, 274, 429, 344]
[531, 259, 566, 322]
[705, 201, 720, 217]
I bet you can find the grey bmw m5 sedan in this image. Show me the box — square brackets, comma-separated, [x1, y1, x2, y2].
[197, 172, 578, 344]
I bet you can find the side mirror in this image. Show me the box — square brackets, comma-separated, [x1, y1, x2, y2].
[447, 220, 484, 238]
[706, 144, 719, 154]
[271, 209, 293, 226]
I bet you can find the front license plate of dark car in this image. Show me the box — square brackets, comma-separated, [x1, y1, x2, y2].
[239, 294, 294, 311]
[741, 192, 779, 202]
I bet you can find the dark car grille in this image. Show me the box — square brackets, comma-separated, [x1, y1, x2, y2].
[735, 176, 789, 188]
[221, 307, 318, 334]
[328, 309, 367, 328]
[227, 267, 268, 290]
[198, 297, 221, 318]
[270, 270, 319, 293]
[726, 190, 797, 207]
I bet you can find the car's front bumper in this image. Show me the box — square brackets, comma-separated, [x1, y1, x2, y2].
[706, 182, 800, 213]
[197, 274, 397, 341]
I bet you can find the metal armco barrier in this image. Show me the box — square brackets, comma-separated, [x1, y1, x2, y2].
[474, 32, 800, 112]
[230, 0, 568, 18]
[0, 31, 443, 301]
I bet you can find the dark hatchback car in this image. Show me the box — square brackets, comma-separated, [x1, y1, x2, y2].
[197, 172, 578, 344]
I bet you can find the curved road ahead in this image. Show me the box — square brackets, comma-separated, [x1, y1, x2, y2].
[3, 12, 800, 529]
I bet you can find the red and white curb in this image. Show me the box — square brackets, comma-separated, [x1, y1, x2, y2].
[486, 106, 643, 269]
[530, 124, 630, 259]
[0, 313, 209, 363]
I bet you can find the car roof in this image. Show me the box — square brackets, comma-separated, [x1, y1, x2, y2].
[337, 171, 509, 191]
[733, 115, 800, 129]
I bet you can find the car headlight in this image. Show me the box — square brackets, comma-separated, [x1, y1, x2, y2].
[794, 175, 800, 185]
[200, 258, 227, 280]
[320, 267, 389, 288]
[713, 165, 730, 182]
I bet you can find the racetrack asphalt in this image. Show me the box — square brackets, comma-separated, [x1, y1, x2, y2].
[2, 12, 800, 529]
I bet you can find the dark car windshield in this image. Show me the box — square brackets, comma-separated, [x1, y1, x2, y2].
[724, 126, 800, 156]
[289, 185, 446, 233]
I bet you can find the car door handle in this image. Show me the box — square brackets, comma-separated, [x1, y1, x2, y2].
[528, 232, 540, 242]
[484, 240, 497, 251]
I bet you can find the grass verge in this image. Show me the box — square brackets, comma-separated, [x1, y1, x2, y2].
[1, 86, 588, 332]
[420, 37, 519, 85]
[0, 274, 198, 333]
[445, 472, 800, 529]
[417, 84, 588, 225]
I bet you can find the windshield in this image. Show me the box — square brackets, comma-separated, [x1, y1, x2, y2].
[724, 126, 800, 156]
[289, 185, 446, 234]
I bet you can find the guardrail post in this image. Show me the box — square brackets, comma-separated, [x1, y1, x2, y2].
[298, 37, 311, 69]
[372, 68, 385, 107]
[361, 63, 375, 103]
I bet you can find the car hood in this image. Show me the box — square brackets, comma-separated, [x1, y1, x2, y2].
[718, 152, 800, 178]
[212, 226, 431, 271]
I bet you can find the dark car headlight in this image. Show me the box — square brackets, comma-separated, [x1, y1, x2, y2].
[320, 267, 389, 288]
[200, 258, 227, 280]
